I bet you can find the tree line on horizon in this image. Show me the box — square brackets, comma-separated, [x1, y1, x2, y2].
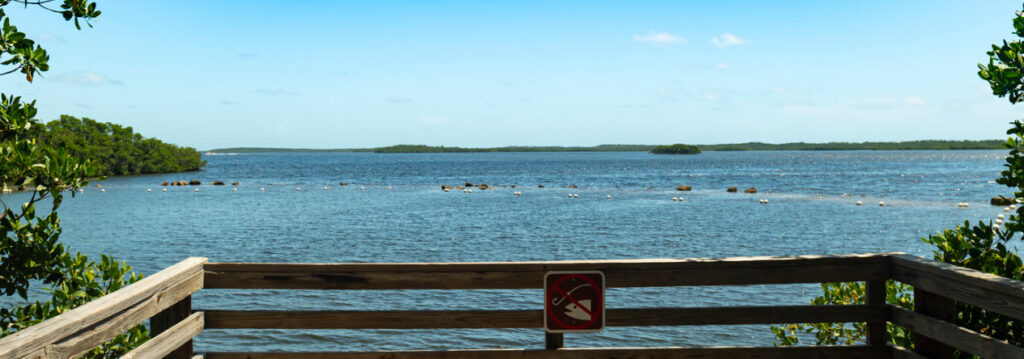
[28, 115, 206, 176]
[208, 140, 1005, 153]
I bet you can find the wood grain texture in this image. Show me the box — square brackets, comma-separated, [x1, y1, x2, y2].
[151, 295, 194, 359]
[892, 254, 1024, 321]
[41, 269, 203, 359]
[202, 346, 891, 359]
[203, 253, 892, 289]
[201, 305, 886, 329]
[0, 257, 207, 359]
[864, 280, 886, 347]
[891, 305, 1024, 358]
[122, 312, 204, 359]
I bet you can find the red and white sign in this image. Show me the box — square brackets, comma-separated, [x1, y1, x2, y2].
[544, 271, 605, 333]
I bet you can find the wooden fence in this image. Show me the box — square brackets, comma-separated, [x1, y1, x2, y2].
[1, 252, 1023, 358]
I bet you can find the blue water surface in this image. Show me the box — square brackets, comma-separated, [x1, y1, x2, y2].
[5, 150, 1018, 351]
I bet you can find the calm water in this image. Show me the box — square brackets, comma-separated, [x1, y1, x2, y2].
[5, 150, 1016, 350]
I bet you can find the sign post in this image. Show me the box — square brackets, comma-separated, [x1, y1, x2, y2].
[544, 271, 605, 333]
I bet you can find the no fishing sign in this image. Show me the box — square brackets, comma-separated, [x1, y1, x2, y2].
[544, 271, 605, 333]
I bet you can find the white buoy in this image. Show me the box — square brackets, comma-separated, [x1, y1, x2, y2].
[856, 201, 863, 206]
[234, 188, 238, 192]
[260, 187, 265, 192]
[296, 187, 301, 191]
[759, 199, 768, 204]
[162, 188, 167, 192]
[78, 189, 84, 193]
[324, 186, 329, 191]
[468, 189, 473, 193]
[1012, 204, 1019, 210]
[388, 186, 392, 190]
[101, 189, 105, 193]
[606, 195, 611, 199]
[1005, 207, 1011, 213]
[194, 188, 199, 192]
[996, 219, 1003, 225]
[999, 214, 1005, 219]
[361, 186, 366, 191]
[573, 194, 579, 198]
[569, 193, 573, 198]
[879, 201, 885, 206]
[672, 197, 678, 202]
[994, 224, 1001, 231]
[678, 197, 684, 202]
[147, 189, 151, 192]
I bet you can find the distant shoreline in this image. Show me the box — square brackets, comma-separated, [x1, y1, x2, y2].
[206, 140, 1005, 153]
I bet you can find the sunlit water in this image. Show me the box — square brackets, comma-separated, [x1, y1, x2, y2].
[3, 150, 1017, 351]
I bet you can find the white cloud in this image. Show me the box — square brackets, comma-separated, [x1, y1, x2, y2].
[634, 31, 687, 45]
[710, 33, 748, 47]
[713, 62, 731, 70]
[54, 72, 123, 86]
[904, 95, 927, 105]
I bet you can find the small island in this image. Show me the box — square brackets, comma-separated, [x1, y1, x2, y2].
[651, 143, 702, 155]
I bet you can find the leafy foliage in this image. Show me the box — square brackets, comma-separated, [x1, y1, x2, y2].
[0, 1, 151, 356]
[32, 115, 206, 176]
[771, 5, 1024, 357]
[650, 143, 701, 155]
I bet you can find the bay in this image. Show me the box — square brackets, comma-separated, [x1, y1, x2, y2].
[9, 150, 1015, 350]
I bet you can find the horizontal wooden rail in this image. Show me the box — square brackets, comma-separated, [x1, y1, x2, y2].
[122, 311, 205, 359]
[0, 257, 207, 359]
[203, 345, 892, 359]
[889, 305, 1024, 358]
[204, 253, 892, 289]
[202, 305, 887, 329]
[892, 254, 1024, 321]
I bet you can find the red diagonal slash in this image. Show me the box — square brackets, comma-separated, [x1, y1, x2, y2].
[553, 284, 595, 318]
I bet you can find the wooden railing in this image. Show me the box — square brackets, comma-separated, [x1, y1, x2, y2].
[1, 253, 1023, 358]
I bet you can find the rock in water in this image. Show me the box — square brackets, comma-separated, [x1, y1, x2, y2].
[744, 187, 757, 193]
[676, 185, 692, 191]
[726, 186, 737, 192]
[991, 197, 1014, 206]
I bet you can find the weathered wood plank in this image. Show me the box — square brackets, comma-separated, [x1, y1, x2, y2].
[203, 346, 891, 359]
[0, 257, 208, 359]
[202, 305, 886, 329]
[892, 254, 1024, 321]
[122, 312, 204, 359]
[890, 306, 1024, 358]
[204, 253, 892, 289]
[42, 269, 203, 359]
[151, 295, 194, 359]
[864, 280, 886, 347]
[890, 345, 928, 359]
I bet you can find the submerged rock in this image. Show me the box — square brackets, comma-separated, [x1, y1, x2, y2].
[726, 186, 737, 192]
[188, 180, 202, 186]
[676, 185, 692, 191]
[213, 181, 225, 185]
[745, 187, 757, 193]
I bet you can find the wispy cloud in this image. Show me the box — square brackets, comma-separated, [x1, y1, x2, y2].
[904, 95, 927, 106]
[37, 32, 66, 43]
[253, 88, 301, 96]
[385, 97, 413, 103]
[848, 95, 927, 110]
[54, 72, 124, 86]
[416, 117, 448, 124]
[710, 33, 748, 47]
[633, 31, 687, 45]
[713, 62, 731, 70]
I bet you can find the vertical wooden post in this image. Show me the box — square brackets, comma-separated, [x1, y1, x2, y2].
[865, 280, 887, 346]
[913, 288, 955, 359]
[151, 296, 193, 359]
[545, 332, 563, 350]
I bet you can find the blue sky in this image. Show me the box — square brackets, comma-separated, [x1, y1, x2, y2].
[1, 1, 1022, 149]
